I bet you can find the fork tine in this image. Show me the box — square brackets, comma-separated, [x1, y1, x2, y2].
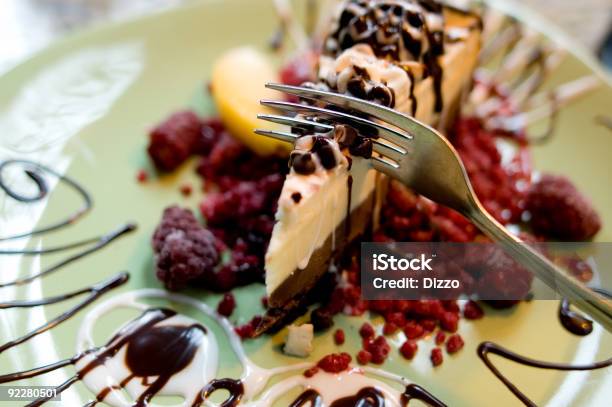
[260, 99, 412, 147]
[257, 114, 334, 133]
[371, 155, 400, 175]
[372, 139, 407, 162]
[254, 129, 297, 144]
[265, 83, 435, 138]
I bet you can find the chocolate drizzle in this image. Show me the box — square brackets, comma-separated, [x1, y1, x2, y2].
[291, 384, 446, 406]
[331, 387, 385, 406]
[196, 378, 244, 407]
[0, 159, 92, 241]
[558, 298, 593, 336]
[478, 341, 612, 407]
[0, 159, 141, 405]
[402, 383, 447, 407]
[290, 389, 322, 407]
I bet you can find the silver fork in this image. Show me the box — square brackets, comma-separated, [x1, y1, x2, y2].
[256, 83, 612, 332]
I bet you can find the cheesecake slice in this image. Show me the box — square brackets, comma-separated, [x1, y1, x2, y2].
[265, 0, 482, 308]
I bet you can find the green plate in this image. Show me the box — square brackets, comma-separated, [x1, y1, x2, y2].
[0, 0, 610, 405]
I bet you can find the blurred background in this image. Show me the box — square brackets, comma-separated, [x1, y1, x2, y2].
[0, 0, 611, 74]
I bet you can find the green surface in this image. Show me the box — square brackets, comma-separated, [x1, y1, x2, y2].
[0, 0, 610, 405]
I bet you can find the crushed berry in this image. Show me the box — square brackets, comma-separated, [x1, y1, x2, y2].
[180, 183, 193, 197]
[303, 367, 319, 378]
[136, 169, 148, 183]
[383, 322, 398, 336]
[359, 323, 375, 339]
[317, 352, 352, 373]
[334, 329, 345, 345]
[399, 341, 418, 360]
[435, 331, 446, 346]
[234, 315, 263, 340]
[431, 348, 443, 367]
[403, 321, 424, 340]
[357, 350, 372, 365]
[152, 206, 219, 291]
[440, 312, 459, 333]
[365, 336, 391, 365]
[147, 111, 203, 171]
[463, 301, 484, 320]
[217, 293, 236, 317]
[446, 334, 465, 354]
[525, 174, 601, 240]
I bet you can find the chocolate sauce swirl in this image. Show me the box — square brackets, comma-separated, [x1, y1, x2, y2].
[478, 341, 612, 407]
[0, 159, 92, 241]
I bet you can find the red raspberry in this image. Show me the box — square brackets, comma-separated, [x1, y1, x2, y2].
[525, 174, 601, 240]
[446, 334, 465, 354]
[334, 329, 345, 345]
[403, 321, 424, 340]
[317, 352, 352, 373]
[367, 336, 391, 365]
[359, 323, 375, 339]
[383, 322, 398, 336]
[357, 350, 372, 365]
[217, 293, 236, 317]
[463, 300, 484, 320]
[440, 312, 459, 333]
[399, 341, 418, 360]
[147, 111, 203, 171]
[420, 319, 437, 332]
[430, 348, 443, 367]
[435, 331, 446, 346]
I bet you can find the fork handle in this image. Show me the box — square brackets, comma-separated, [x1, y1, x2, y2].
[466, 205, 612, 333]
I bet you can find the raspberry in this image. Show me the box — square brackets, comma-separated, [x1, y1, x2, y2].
[440, 312, 459, 333]
[147, 111, 203, 171]
[317, 352, 352, 373]
[403, 321, 424, 340]
[334, 329, 345, 345]
[357, 350, 372, 365]
[446, 334, 464, 354]
[435, 331, 446, 346]
[463, 301, 484, 320]
[366, 336, 390, 365]
[217, 293, 236, 317]
[430, 348, 443, 367]
[152, 206, 219, 291]
[525, 174, 601, 240]
[400, 341, 418, 360]
[383, 322, 398, 336]
[303, 367, 319, 378]
[359, 323, 375, 339]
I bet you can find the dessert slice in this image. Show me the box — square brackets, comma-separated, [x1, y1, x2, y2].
[265, 0, 482, 308]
